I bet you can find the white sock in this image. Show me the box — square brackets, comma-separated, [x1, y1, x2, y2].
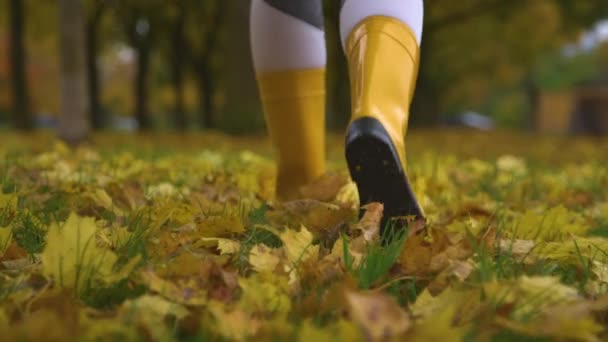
[340, 0, 424, 46]
[250, 0, 326, 72]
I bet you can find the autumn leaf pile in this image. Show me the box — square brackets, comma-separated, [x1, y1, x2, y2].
[1, 131, 608, 341]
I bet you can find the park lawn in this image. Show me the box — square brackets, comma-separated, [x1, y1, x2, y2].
[0, 130, 608, 341]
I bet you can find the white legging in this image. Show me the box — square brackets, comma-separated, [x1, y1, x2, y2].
[250, 0, 424, 73]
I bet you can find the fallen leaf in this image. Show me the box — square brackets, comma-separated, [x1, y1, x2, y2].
[346, 290, 411, 340]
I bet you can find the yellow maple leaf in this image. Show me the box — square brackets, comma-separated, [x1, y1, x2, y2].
[200, 237, 241, 254]
[41, 212, 118, 291]
[249, 244, 282, 272]
[279, 225, 319, 267]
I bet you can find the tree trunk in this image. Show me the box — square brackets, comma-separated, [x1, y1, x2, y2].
[8, 0, 32, 130]
[58, 0, 90, 144]
[197, 64, 215, 129]
[170, 4, 187, 131]
[523, 76, 539, 131]
[221, 0, 263, 133]
[134, 39, 151, 130]
[410, 41, 441, 127]
[86, 4, 104, 130]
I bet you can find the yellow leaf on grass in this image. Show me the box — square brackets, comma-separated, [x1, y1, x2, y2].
[272, 200, 353, 233]
[0, 193, 17, 211]
[105, 255, 141, 283]
[0, 308, 8, 329]
[299, 172, 350, 202]
[208, 300, 261, 341]
[41, 212, 118, 291]
[534, 237, 608, 264]
[140, 270, 207, 306]
[410, 305, 466, 342]
[87, 188, 124, 216]
[239, 274, 291, 317]
[346, 290, 411, 340]
[200, 237, 241, 254]
[499, 239, 535, 259]
[249, 244, 281, 272]
[335, 181, 359, 209]
[279, 225, 318, 267]
[509, 206, 588, 242]
[297, 319, 363, 342]
[0, 225, 12, 256]
[197, 215, 246, 237]
[121, 295, 189, 340]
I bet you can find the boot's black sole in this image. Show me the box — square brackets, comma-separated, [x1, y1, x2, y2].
[345, 117, 424, 238]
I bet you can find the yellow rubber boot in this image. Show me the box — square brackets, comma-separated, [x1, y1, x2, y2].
[344, 16, 424, 234]
[257, 68, 326, 201]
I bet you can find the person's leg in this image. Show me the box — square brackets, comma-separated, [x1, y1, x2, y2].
[340, 0, 425, 233]
[251, 0, 326, 201]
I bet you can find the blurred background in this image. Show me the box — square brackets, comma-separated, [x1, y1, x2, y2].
[1, 0, 608, 138]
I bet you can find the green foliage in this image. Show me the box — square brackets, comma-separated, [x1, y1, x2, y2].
[534, 51, 601, 90]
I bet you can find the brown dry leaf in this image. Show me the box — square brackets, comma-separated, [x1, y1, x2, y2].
[399, 226, 452, 275]
[346, 290, 411, 340]
[270, 199, 354, 234]
[352, 203, 383, 243]
[499, 239, 535, 261]
[3, 309, 74, 341]
[428, 260, 475, 294]
[429, 244, 472, 273]
[299, 172, 350, 202]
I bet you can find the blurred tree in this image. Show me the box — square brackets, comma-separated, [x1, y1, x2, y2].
[324, 0, 350, 130]
[412, 0, 608, 126]
[165, 0, 187, 131]
[85, 0, 108, 130]
[182, 0, 227, 129]
[8, 0, 32, 130]
[219, 0, 263, 133]
[409, 0, 563, 125]
[114, 0, 164, 130]
[58, 0, 90, 144]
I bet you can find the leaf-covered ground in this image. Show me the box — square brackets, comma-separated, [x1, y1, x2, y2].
[1, 131, 608, 341]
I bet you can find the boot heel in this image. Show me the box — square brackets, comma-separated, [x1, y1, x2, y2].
[345, 117, 423, 237]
